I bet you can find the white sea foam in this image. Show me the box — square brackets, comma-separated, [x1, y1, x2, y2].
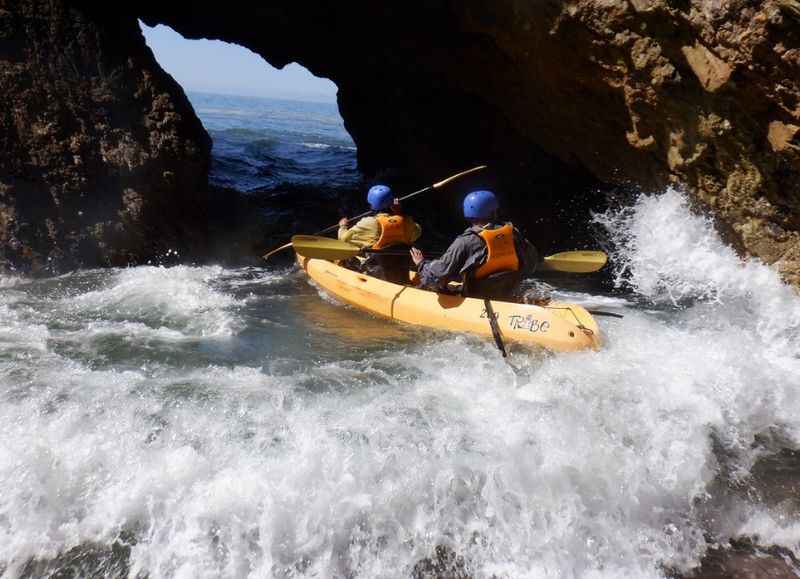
[64, 265, 241, 338]
[593, 189, 800, 357]
[0, 275, 24, 289]
[594, 190, 796, 304]
[0, 289, 51, 354]
[738, 511, 800, 552]
[550, 290, 635, 310]
[1, 192, 800, 578]
[215, 267, 291, 289]
[63, 320, 189, 344]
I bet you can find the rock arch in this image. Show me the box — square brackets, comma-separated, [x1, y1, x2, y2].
[2, 0, 799, 283]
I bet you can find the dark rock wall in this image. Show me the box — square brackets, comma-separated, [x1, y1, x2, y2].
[1, 0, 799, 281]
[137, 2, 607, 254]
[0, 1, 210, 271]
[137, 0, 800, 284]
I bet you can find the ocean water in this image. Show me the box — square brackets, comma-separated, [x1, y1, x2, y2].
[190, 92, 359, 193]
[1, 95, 799, 578]
[191, 92, 363, 254]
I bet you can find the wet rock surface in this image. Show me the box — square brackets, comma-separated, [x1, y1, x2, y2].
[10, 537, 799, 579]
[17, 535, 133, 579]
[409, 539, 800, 579]
[135, 0, 800, 283]
[412, 546, 470, 579]
[674, 538, 800, 579]
[3, 1, 799, 280]
[0, 1, 210, 272]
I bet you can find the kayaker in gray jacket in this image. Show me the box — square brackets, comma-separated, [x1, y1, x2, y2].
[410, 190, 538, 301]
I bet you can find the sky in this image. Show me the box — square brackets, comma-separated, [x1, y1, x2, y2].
[139, 22, 338, 102]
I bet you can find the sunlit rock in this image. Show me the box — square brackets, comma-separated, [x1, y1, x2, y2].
[1, 0, 799, 286]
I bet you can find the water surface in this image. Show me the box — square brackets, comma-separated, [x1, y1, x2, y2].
[2, 190, 799, 578]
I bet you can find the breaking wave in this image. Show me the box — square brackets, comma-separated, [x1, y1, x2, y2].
[1, 190, 799, 578]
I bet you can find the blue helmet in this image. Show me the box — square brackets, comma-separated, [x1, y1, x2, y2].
[463, 190, 499, 219]
[367, 184, 393, 211]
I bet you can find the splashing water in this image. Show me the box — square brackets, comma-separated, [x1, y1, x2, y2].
[593, 189, 800, 359]
[1, 190, 799, 578]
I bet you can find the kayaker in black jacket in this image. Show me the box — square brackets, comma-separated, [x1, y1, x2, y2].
[410, 190, 538, 301]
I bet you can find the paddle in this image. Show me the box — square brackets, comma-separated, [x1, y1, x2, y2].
[291, 235, 608, 274]
[540, 251, 607, 273]
[261, 165, 488, 261]
[483, 299, 508, 358]
[289, 235, 365, 261]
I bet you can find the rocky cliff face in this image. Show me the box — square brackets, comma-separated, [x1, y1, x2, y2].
[539, 0, 800, 283]
[2, 1, 799, 279]
[0, 1, 210, 271]
[140, 0, 798, 285]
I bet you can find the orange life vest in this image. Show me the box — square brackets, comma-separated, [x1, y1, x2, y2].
[373, 214, 416, 250]
[473, 223, 520, 280]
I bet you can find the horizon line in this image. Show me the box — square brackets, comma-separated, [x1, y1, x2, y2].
[184, 87, 339, 106]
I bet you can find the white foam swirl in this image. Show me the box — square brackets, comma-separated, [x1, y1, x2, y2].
[1, 195, 800, 577]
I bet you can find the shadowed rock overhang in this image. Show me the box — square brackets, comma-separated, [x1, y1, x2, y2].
[1, 0, 798, 284]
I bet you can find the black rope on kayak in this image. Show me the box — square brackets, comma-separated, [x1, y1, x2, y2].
[389, 286, 407, 318]
[543, 306, 590, 332]
[483, 299, 508, 358]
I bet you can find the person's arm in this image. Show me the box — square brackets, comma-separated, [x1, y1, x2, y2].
[415, 237, 472, 290]
[339, 216, 379, 247]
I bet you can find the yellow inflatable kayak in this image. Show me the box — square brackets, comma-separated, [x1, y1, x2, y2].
[297, 256, 601, 352]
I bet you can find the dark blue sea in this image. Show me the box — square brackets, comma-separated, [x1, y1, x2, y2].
[189, 91, 360, 192]
[188, 92, 363, 251]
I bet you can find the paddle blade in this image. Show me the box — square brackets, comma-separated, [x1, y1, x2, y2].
[291, 235, 363, 261]
[542, 251, 608, 273]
